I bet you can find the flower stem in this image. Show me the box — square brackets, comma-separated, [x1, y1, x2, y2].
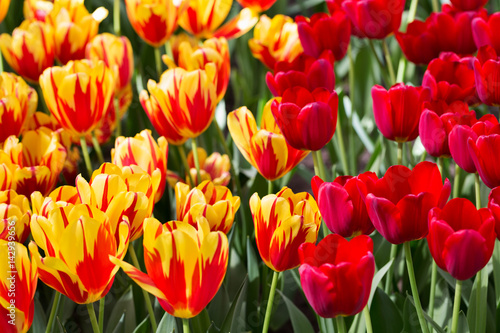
[262, 271, 280, 333]
[86, 303, 101, 333]
[177, 145, 195, 186]
[453, 164, 461, 198]
[475, 173, 481, 209]
[129, 246, 158, 332]
[335, 316, 346, 333]
[404, 242, 430, 333]
[382, 39, 396, 86]
[268, 179, 273, 195]
[428, 261, 437, 330]
[363, 306, 373, 333]
[312, 150, 327, 180]
[45, 292, 62, 333]
[114, 97, 121, 137]
[408, 0, 419, 23]
[92, 133, 105, 165]
[384, 244, 397, 293]
[98, 297, 105, 333]
[451, 279, 462, 333]
[183, 318, 190, 333]
[0, 50, 3, 73]
[113, 0, 121, 36]
[335, 117, 350, 175]
[432, 0, 439, 12]
[191, 139, 202, 185]
[154, 47, 163, 80]
[80, 136, 93, 178]
[397, 142, 403, 165]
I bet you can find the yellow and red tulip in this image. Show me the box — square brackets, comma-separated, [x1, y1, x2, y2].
[23, 0, 54, 21]
[124, 0, 188, 47]
[227, 100, 309, 181]
[249, 14, 304, 69]
[237, 0, 277, 12]
[1, 128, 67, 197]
[0, 190, 31, 243]
[176, 180, 240, 234]
[0, 152, 16, 192]
[0, 73, 38, 143]
[46, 0, 108, 64]
[250, 187, 321, 272]
[111, 216, 228, 318]
[30, 185, 80, 219]
[39, 59, 115, 137]
[112, 130, 168, 203]
[0, 0, 10, 23]
[0, 19, 55, 83]
[178, 0, 258, 40]
[29, 203, 130, 304]
[140, 64, 218, 145]
[0, 240, 38, 333]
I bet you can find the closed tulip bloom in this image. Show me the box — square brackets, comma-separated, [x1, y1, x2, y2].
[299, 235, 375, 318]
[140, 65, 217, 145]
[237, 0, 277, 11]
[0, 240, 38, 333]
[250, 187, 321, 272]
[0, 190, 31, 243]
[450, 0, 488, 11]
[474, 45, 500, 106]
[178, 0, 257, 40]
[271, 86, 338, 151]
[30, 203, 130, 304]
[0, 20, 54, 83]
[0, 153, 16, 192]
[341, 0, 405, 39]
[39, 59, 115, 137]
[227, 101, 309, 181]
[427, 198, 495, 280]
[488, 187, 500, 240]
[372, 83, 431, 142]
[0, 73, 38, 143]
[396, 18, 440, 65]
[249, 14, 304, 70]
[473, 13, 500, 54]
[296, 11, 351, 61]
[125, 0, 187, 47]
[112, 130, 168, 203]
[311, 173, 378, 237]
[184, 147, 230, 187]
[176, 181, 240, 234]
[111, 217, 228, 318]
[469, 134, 500, 189]
[366, 162, 451, 244]
[2, 128, 67, 197]
[23, 0, 54, 21]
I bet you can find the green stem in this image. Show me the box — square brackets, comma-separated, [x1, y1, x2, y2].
[0, 49, 3, 73]
[113, 0, 121, 36]
[86, 303, 101, 333]
[368, 40, 385, 70]
[396, 57, 407, 83]
[191, 139, 202, 185]
[154, 47, 163, 80]
[335, 117, 350, 175]
[428, 261, 437, 329]
[129, 246, 158, 332]
[384, 244, 397, 293]
[177, 145, 195, 186]
[451, 279, 462, 333]
[36, 85, 50, 114]
[268, 179, 273, 195]
[437, 157, 444, 177]
[363, 306, 373, 333]
[165, 40, 174, 62]
[312, 150, 327, 180]
[382, 39, 397, 86]
[397, 142, 403, 165]
[335, 316, 346, 333]
[404, 242, 430, 333]
[475, 173, 481, 209]
[45, 292, 62, 333]
[262, 271, 280, 333]
[98, 297, 105, 333]
[80, 136, 93, 178]
[407, 0, 419, 24]
[114, 97, 121, 138]
[183, 318, 190, 333]
[432, 0, 439, 12]
[453, 164, 461, 198]
[92, 133, 105, 165]
[347, 44, 356, 173]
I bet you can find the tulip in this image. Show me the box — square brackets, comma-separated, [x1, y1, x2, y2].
[30, 203, 130, 304]
[366, 161, 451, 244]
[176, 181, 240, 234]
[488, 187, 500, 240]
[296, 11, 351, 61]
[0, 240, 38, 333]
[250, 187, 321, 272]
[473, 45, 500, 106]
[23, 0, 54, 22]
[111, 217, 228, 318]
[341, 0, 405, 39]
[46, 0, 108, 64]
[0, 0, 10, 23]
[0, 73, 38, 143]
[39, 59, 115, 137]
[0, 20, 54, 83]
[469, 133, 500, 189]
[0, 190, 31, 243]
[140, 65, 218, 145]
[249, 14, 304, 69]
[372, 83, 430, 143]
[0, 152, 16, 192]
[395, 18, 440, 65]
[473, 13, 500, 54]
[30, 185, 80, 219]
[237, 0, 277, 11]
[271, 86, 338, 151]
[1, 128, 67, 197]
[227, 101, 309, 181]
[450, 0, 488, 11]
[86, 33, 134, 93]
[427, 198, 495, 280]
[125, 0, 187, 47]
[299, 234, 375, 318]
[178, 0, 257, 40]
[311, 173, 378, 237]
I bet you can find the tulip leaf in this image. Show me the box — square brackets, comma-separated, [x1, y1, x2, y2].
[220, 277, 248, 333]
[405, 294, 446, 333]
[432, 278, 453, 329]
[403, 296, 422, 333]
[457, 311, 470, 333]
[157, 312, 178, 333]
[208, 285, 230, 328]
[192, 309, 211, 333]
[493, 240, 500, 306]
[245, 237, 260, 331]
[132, 317, 150, 333]
[276, 290, 315, 333]
[437, 267, 472, 306]
[368, 259, 394, 306]
[467, 267, 492, 333]
[106, 287, 136, 333]
[112, 313, 126, 333]
[31, 297, 47, 333]
[370, 288, 403, 333]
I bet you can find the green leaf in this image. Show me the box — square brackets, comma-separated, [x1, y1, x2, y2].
[157, 312, 178, 333]
[467, 268, 490, 333]
[191, 309, 211, 333]
[405, 295, 446, 333]
[493, 240, 500, 306]
[220, 277, 248, 333]
[369, 259, 394, 305]
[437, 267, 472, 306]
[111, 313, 126, 333]
[457, 311, 470, 333]
[105, 287, 136, 333]
[371, 288, 403, 333]
[31, 297, 47, 333]
[208, 285, 230, 329]
[403, 296, 422, 333]
[132, 317, 150, 333]
[277, 290, 315, 333]
[432, 278, 452, 329]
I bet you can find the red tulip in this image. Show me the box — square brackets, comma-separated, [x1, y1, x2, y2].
[469, 132, 500, 189]
[395, 18, 440, 65]
[427, 198, 495, 280]
[371, 83, 431, 142]
[473, 45, 500, 106]
[341, 0, 404, 39]
[450, 0, 488, 11]
[488, 187, 500, 240]
[236, 0, 278, 12]
[366, 162, 451, 244]
[473, 13, 500, 54]
[271, 86, 338, 151]
[299, 234, 375, 318]
[311, 172, 378, 237]
[296, 11, 351, 60]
